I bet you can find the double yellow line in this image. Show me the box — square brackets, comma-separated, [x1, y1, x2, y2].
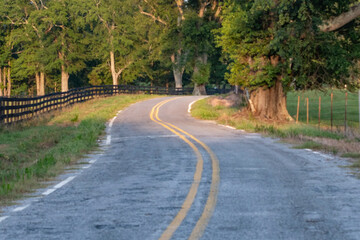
[150, 98, 220, 240]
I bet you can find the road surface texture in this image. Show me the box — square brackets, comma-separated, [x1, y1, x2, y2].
[1, 96, 360, 240]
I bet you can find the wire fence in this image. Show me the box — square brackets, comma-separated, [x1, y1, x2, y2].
[287, 90, 360, 133]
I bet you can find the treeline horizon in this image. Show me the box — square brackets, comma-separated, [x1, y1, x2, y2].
[0, 0, 227, 97]
[1, 0, 359, 106]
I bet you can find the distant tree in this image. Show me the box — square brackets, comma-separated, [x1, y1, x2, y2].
[182, 0, 222, 95]
[0, 0, 24, 97]
[139, 0, 223, 93]
[0, 24, 12, 97]
[0, 0, 228, 96]
[90, 0, 146, 86]
[38, 0, 89, 92]
[9, 0, 51, 96]
[137, 0, 182, 89]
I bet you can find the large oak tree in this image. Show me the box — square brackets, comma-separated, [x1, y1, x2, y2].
[217, 0, 360, 120]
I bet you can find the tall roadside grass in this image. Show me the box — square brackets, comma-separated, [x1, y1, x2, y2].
[0, 94, 157, 205]
[191, 97, 360, 168]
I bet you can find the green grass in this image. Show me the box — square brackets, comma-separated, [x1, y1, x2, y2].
[191, 97, 356, 155]
[192, 98, 345, 140]
[293, 141, 323, 150]
[341, 152, 360, 159]
[287, 90, 359, 128]
[191, 99, 238, 120]
[0, 94, 157, 205]
[341, 153, 360, 168]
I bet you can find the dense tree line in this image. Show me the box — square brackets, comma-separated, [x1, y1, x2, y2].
[0, 0, 226, 96]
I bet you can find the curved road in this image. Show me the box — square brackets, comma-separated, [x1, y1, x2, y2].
[1, 96, 360, 239]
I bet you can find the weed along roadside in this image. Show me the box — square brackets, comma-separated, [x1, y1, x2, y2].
[0, 94, 157, 207]
[191, 96, 360, 169]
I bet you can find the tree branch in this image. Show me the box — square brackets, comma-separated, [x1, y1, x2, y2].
[116, 60, 133, 77]
[144, 0, 158, 15]
[55, 24, 66, 30]
[39, 0, 48, 9]
[45, 24, 53, 34]
[6, 16, 16, 25]
[320, 3, 360, 32]
[138, 5, 167, 25]
[95, 0, 101, 8]
[98, 15, 111, 32]
[212, 0, 221, 19]
[175, 0, 185, 21]
[32, 24, 41, 38]
[199, 1, 211, 18]
[30, 0, 39, 10]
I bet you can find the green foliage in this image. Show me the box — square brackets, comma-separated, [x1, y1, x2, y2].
[293, 141, 323, 150]
[0, 0, 228, 94]
[4, 0, 359, 95]
[90, 0, 147, 84]
[217, 0, 360, 91]
[182, 13, 216, 56]
[192, 62, 211, 85]
[181, 8, 223, 87]
[342, 152, 360, 159]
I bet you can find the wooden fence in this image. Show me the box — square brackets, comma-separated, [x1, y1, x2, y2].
[0, 85, 231, 125]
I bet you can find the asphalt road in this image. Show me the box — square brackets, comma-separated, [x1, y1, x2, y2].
[1, 96, 360, 240]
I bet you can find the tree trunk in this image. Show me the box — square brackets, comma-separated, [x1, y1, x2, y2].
[39, 72, 45, 95]
[171, 53, 184, 90]
[3, 67, 7, 97]
[59, 51, 69, 92]
[110, 51, 119, 85]
[193, 84, 207, 95]
[192, 53, 208, 95]
[0, 68, 2, 97]
[36, 72, 40, 96]
[234, 85, 239, 94]
[61, 64, 69, 92]
[173, 67, 183, 89]
[7, 62, 11, 97]
[249, 79, 292, 121]
[320, 3, 360, 32]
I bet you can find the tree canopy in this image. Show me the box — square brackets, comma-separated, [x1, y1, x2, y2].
[0, 0, 359, 102]
[0, 0, 227, 96]
[215, 0, 360, 120]
[216, 0, 360, 91]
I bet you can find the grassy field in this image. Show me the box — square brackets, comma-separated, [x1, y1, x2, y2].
[191, 97, 360, 168]
[0, 94, 157, 205]
[287, 90, 359, 128]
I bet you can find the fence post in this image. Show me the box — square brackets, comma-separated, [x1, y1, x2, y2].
[296, 96, 300, 123]
[306, 97, 309, 124]
[345, 90, 348, 135]
[318, 96, 321, 128]
[0, 98, 3, 124]
[331, 92, 333, 131]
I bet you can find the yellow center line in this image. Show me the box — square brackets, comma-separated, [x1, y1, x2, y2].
[150, 98, 203, 240]
[154, 100, 220, 240]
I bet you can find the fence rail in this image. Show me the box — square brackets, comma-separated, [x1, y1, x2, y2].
[0, 85, 231, 125]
